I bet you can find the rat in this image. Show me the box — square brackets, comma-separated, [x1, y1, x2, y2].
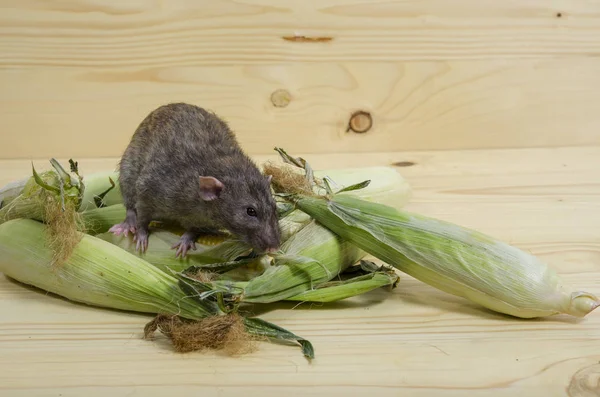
[108, 102, 281, 258]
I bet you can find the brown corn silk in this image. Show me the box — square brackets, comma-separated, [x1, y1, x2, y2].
[144, 313, 258, 356]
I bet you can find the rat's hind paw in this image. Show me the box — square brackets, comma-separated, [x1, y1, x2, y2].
[133, 229, 149, 253]
[109, 222, 136, 237]
[171, 233, 197, 259]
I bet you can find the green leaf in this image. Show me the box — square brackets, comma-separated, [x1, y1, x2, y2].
[285, 271, 399, 303]
[322, 177, 334, 196]
[31, 163, 60, 193]
[50, 158, 72, 186]
[93, 177, 116, 208]
[182, 257, 257, 275]
[274, 147, 315, 187]
[243, 317, 315, 360]
[274, 147, 305, 169]
[276, 201, 295, 217]
[337, 180, 371, 194]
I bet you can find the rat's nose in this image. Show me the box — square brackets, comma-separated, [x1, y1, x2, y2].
[265, 247, 278, 254]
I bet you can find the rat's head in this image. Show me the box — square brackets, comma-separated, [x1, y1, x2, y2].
[198, 173, 281, 254]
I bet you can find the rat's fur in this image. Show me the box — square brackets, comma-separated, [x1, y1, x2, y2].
[110, 103, 281, 257]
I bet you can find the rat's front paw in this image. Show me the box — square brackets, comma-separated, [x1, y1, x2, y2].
[108, 222, 136, 237]
[171, 233, 197, 258]
[133, 229, 149, 253]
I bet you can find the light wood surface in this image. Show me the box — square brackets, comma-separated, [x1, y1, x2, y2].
[3, 0, 599, 66]
[1, 146, 599, 396]
[2, 59, 600, 159]
[2, 0, 600, 159]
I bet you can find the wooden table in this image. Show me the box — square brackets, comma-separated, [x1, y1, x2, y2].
[1, 146, 599, 396]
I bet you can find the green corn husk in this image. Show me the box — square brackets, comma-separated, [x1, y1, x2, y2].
[0, 160, 409, 313]
[89, 210, 397, 303]
[224, 220, 367, 303]
[47, 164, 412, 275]
[76, 164, 411, 303]
[274, 165, 412, 231]
[171, 218, 396, 306]
[89, 205, 308, 273]
[79, 171, 122, 211]
[278, 208, 314, 241]
[313, 166, 411, 208]
[285, 260, 399, 303]
[291, 193, 600, 319]
[97, 227, 253, 273]
[0, 218, 217, 318]
[0, 159, 84, 225]
[257, 166, 410, 298]
[98, 215, 399, 304]
[0, 218, 314, 358]
[80, 204, 128, 234]
[285, 273, 397, 303]
[0, 169, 121, 215]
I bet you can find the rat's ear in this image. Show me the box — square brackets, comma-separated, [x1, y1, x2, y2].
[199, 176, 224, 201]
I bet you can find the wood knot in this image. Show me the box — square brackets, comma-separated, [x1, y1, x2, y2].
[392, 161, 416, 167]
[567, 363, 600, 397]
[270, 89, 292, 108]
[347, 111, 373, 133]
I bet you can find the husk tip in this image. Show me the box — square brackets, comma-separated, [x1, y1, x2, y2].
[566, 291, 600, 317]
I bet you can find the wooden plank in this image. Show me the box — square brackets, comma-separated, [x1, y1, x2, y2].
[2, 59, 600, 159]
[1, 146, 599, 396]
[0, 274, 598, 397]
[1, 0, 600, 67]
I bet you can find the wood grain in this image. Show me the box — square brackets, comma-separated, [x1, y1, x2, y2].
[2, 0, 600, 159]
[2, 59, 600, 159]
[1, 0, 600, 68]
[1, 146, 599, 396]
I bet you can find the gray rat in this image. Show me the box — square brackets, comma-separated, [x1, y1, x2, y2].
[109, 102, 281, 258]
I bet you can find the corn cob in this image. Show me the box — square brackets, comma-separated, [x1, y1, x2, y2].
[0, 218, 216, 317]
[79, 171, 122, 210]
[0, 159, 83, 225]
[88, 203, 309, 273]
[271, 148, 600, 319]
[97, 227, 253, 273]
[0, 218, 314, 358]
[290, 193, 599, 318]
[170, 219, 380, 304]
[233, 220, 366, 303]
[80, 204, 127, 234]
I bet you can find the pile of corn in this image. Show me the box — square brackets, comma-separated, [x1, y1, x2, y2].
[0, 157, 409, 359]
[0, 151, 597, 360]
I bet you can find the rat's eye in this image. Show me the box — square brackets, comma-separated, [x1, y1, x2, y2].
[246, 207, 257, 217]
